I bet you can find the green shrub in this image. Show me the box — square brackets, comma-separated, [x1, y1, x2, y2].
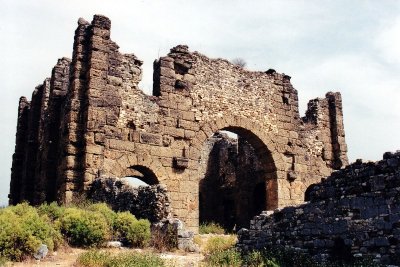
[38, 202, 65, 221]
[114, 212, 150, 248]
[203, 235, 236, 255]
[76, 250, 165, 267]
[59, 207, 109, 247]
[199, 222, 225, 234]
[204, 248, 242, 267]
[0, 203, 61, 261]
[87, 203, 116, 235]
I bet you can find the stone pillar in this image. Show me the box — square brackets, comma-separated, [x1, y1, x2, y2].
[83, 15, 114, 189]
[303, 92, 348, 170]
[35, 58, 71, 203]
[32, 79, 51, 204]
[326, 92, 348, 169]
[9, 97, 30, 205]
[57, 18, 91, 203]
[18, 83, 48, 203]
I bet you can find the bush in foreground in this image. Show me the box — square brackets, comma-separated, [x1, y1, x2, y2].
[0, 203, 61, 261]
[76, 250, 165, 267]
[58, 207, 110, 247]
[114, 212, 151, 248]
[38, 202, 65, 221]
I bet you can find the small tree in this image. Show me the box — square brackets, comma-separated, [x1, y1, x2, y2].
[231, 58, 246, 68]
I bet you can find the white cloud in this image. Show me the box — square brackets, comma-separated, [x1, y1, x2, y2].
[375, 16, 400, 65]
[291, 54, 400, 161]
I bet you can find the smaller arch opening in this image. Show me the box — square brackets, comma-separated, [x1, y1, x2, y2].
[123, 165, 158, 186]
[304, 183, 317, 202]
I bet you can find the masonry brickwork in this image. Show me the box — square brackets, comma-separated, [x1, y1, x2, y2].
[237, 151, 400, 265]
[9, 15, 348, 232]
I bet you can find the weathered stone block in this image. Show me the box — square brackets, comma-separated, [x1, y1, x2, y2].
[139, 132, 162, 146]
[173, 157, 189, 169]
[109, 139, 135, 152]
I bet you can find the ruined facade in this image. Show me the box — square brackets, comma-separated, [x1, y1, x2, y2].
[238, 151, 400, 265]
[9, 15, 348, 231]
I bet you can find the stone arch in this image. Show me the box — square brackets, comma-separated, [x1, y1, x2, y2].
[125, 165, 159, 185]
[190, 115, 284, 168]
[103, 152, 167, 185]
[191, 115, 284, 229]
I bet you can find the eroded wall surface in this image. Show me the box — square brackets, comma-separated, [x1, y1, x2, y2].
[9, 15, 348, 231]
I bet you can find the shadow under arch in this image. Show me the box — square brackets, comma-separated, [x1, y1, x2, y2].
[192, 115, 282, 230]
[125, 165, 159, 185]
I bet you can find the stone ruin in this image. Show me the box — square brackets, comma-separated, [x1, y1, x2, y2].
[88, 177, 170, 223]
[237, 151, 400, 265]
[9, 14, 348, 232]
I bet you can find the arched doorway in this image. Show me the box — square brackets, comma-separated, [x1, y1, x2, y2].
[199, 127, 277, 231]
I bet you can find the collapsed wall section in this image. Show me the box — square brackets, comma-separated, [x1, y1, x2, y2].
[237, 151, 400, 265]
[303, 92, 348, 170]
[88, 177, 170, 223]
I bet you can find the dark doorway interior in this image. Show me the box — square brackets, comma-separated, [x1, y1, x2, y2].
[199, 131, 273, 232]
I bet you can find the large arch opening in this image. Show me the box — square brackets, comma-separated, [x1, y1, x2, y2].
[122, 165, 159, 186]
[199, 126, 277, 232]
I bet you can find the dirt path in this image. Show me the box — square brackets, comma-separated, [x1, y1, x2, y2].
[4, 247, 204, 267]
[3, 234, 238, 266]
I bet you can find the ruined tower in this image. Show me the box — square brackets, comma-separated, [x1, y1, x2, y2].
[9, 15, 348, 231]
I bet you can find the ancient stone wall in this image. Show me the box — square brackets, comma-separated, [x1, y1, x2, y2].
[237, 151, 400, 265]
[9, 15, 348, 232]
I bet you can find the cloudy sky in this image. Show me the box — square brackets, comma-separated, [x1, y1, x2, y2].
[1, 0, 399, 206]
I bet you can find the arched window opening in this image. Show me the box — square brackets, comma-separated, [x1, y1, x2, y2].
[123, 165, 158, 186]
[304, 184, 317, 202]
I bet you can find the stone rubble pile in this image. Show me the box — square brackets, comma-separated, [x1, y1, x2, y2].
[238, 151, 400, 265]
[152, 218, 199, 252]
[88, 177, 170, 222]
